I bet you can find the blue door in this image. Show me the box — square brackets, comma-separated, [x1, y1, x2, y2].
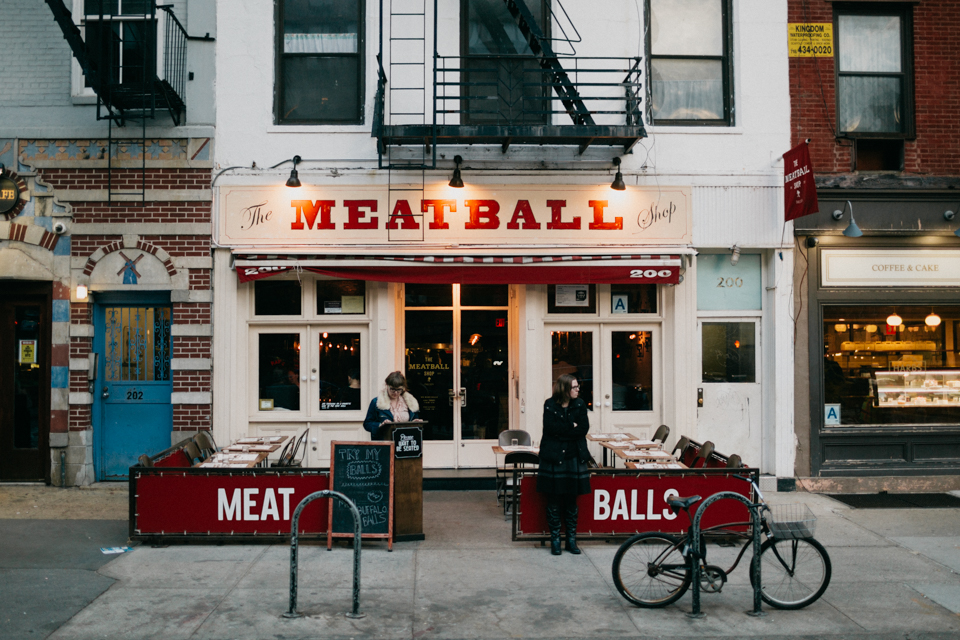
[94, 302, 172, 480]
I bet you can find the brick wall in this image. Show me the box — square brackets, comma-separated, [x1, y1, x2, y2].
[40, 169, 211, 191]
[789, 0, 960, 176]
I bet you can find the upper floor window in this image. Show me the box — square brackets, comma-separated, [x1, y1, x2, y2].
[73, 0, 156, 97]
[647, 0, 733, 125]
[835, 6, 913, 138]
[276, 0, 364, 124]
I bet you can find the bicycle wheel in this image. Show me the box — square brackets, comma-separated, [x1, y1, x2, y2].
[752, 537, 832, 609]
[612, 533, 692, 607]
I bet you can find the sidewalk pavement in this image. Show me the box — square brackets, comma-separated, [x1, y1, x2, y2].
[14, 487, 960, 640]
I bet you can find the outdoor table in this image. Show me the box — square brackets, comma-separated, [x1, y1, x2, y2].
[586, 433, 635, 467]
[614, 448, 677, 465]
[222, 443, 282, 454]
[625, 460, 688, 470]
[195, 451, 270, 468]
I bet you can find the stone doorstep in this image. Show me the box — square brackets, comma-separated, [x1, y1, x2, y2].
[797, 475, 960, 494]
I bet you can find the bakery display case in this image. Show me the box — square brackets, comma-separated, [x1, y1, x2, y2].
[875, 370, 960, 408]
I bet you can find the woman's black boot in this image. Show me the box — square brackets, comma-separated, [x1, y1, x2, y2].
[545, 500, 563, 555]
[563, 500, 581, 554]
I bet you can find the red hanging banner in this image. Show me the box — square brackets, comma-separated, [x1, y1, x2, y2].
[782, 142, 819, 222]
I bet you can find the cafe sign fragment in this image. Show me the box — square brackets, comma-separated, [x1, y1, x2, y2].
[219, 184, 691, 247]
[821, 250, 960, 288]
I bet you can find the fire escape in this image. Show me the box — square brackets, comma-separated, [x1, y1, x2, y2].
[373, 0, 646, 169]
[44, 1, 204, 203]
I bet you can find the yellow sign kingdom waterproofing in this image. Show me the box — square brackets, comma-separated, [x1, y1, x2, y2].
[788, 23, 833, 58]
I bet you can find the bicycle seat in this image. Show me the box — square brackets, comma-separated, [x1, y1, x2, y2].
[667, 495, 702, 511]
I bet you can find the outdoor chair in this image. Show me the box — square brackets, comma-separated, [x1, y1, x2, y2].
[137, 454, 153, 468]
[501, 451, 539, 518]
[671, 436, 690, 457]
[496, 430, 532, 504]
[273, 430, 308, 467]
[652, 424, 669, 444]
[725, 454, 743, 468]
[182, 441, 204, 465]
[193, 431, 218, 458]
[690, 441, 716, 469]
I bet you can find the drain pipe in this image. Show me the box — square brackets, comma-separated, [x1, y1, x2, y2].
[60, 450, 66, 487]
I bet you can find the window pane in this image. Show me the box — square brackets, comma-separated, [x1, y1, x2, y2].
[612, 331, 653, 411]
[823, 306, 960, 426]
[702, 322, 756, 383]
[316, 280, 365, 315]
[284, 0, 359, 52]
[282, 56, 359, 122]
[405, 284, 452, 307]
[651, 59, 724, 121]
[611, 284, 657, 314]
[103, 307, 170, 382]
[650, 0, 723, 56]
[405, 310, 455, 441]
[838, 15, 901, 72]
[461, 285, 508, 307]
[548, 285, 596, 314]
[467, 0, 540, 55]
[255, 280, 302, 315]
[460, 310, 509, 440]
[838, 76, 902, 133]
[318, 333, 362, 410]
[258, 334, 300, 411]
[552, 331, 594, 410]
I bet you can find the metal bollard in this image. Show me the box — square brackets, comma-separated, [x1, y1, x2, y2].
[688, 490, 764, 619]
[284, 490, 365, 619]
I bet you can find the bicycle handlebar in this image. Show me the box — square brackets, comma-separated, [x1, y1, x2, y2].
[732, 474, 766, 506]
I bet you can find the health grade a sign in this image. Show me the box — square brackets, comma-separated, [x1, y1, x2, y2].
[218, 184, 691, 247]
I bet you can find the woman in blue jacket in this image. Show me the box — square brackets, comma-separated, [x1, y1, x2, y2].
[363, 371, 421, 440]
[537, 373, 591, 555]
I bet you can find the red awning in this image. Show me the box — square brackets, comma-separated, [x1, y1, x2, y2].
[234, 253, 684, 285]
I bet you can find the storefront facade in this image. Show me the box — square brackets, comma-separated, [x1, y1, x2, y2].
[795, 199, 960, 478]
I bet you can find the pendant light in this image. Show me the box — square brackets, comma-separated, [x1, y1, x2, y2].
[925, 312, 942, 327]
[448, 155, 464, 188]
[610, 157, 626, 191]
[886, 312, 902, 327]
[285, 155, 302, 187]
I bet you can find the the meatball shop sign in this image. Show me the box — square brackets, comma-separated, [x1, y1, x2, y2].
[219, 184, 691, 246]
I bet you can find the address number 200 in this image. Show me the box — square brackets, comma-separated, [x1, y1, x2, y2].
[630, 269, 674, 279]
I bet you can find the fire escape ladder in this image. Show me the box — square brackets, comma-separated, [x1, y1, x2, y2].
[501, 0, 594, 126]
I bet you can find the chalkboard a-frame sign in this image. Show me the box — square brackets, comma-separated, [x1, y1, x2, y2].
[328, 441, 394, 550]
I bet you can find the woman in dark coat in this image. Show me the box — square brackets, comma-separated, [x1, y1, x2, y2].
[363, 371, 421, 440]
[537, 373, 591, 555]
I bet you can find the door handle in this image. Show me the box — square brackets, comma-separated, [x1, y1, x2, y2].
[460, 387, 467, 407]
[102, 386, 110, 399]
[449, 388, 457, 406]
[697, 388, 704, 407]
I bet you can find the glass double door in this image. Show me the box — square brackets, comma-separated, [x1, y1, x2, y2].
[404, 285, 512, 468]
[549, 324, 662, 437]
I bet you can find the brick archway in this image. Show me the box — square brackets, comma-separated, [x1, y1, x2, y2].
[81, 238, 177, 278]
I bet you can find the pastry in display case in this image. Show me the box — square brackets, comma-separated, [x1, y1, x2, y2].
[876, 370, 960, 407]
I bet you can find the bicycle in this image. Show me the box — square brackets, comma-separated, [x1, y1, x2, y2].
[612, 475, 831, 610]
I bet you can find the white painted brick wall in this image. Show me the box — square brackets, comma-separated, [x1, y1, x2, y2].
[0, 0, 74, 106]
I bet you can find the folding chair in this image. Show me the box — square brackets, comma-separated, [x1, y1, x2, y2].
[137, 454, 154, 468]
[725, 454, 742, 468]
[193, 431, 218, 458]
[690, 441, 716, 469]
[183, 441, 204, 465]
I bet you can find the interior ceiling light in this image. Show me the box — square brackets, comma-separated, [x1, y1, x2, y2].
[449, 155, 464, 188]
[886, 313, 902, 326]
[834, 324, 847, 332]
[610, 157, 626, 191]
[925, 312, 942, 327]
[865, 324, 877, 333]
[285, 155, 302, 188]
[832, 200, 862, 238]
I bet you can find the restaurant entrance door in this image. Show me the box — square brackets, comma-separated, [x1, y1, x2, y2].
[548, 324, 662, 437]
[0, 286, 50, 482]
[404, 284, 513, 468]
